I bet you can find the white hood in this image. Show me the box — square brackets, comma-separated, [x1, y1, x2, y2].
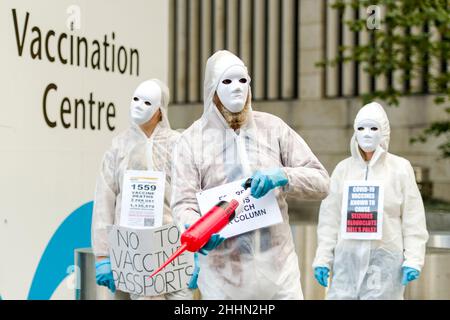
[130, 78, 172, 130]
[202, 50, 254, 129]
[350, 102, 390, 163]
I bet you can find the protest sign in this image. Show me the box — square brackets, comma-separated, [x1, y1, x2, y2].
[108, 224, 194, 296]
[340, 180, 384, 240]
[120, 170, 165, 228]
[196, 179, 283, 238]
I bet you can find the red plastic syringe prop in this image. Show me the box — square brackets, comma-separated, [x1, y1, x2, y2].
[148, 178, 252, 279]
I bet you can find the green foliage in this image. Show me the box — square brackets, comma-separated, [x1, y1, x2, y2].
[322, 0, 450, 158]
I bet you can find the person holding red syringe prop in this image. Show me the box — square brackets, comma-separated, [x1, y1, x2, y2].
[170, 50, 330, 300]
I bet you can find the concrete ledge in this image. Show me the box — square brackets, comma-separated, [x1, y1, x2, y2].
[405, 155, 450, 180]
[433, 183, 450, 202]
[168, 103, 202, 129]
[299, 127, 350, 153]
[252, 100, 297, 124]
[388, 128, 445, 154]
[293, 99, 349, 127]
[312, 153, 351, 174]
[300, 73, 323, 99]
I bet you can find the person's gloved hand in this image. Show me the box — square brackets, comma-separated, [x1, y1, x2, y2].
[402, 267, 420, 286]
[184, 224, 225, 256]
[95, 258, 116, 293]
[314, 266, 330, 287]
[188, 252, 200, 289]
[199, 234, 226, 255]
[245, 168, 288, 199]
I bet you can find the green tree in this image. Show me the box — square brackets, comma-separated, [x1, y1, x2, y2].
[321, 0, 450, 157]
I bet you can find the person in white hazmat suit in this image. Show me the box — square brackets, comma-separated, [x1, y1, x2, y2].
[312, 102, 429, 299]
[171, 50, 330, 299]
[91, 79, 193, 300]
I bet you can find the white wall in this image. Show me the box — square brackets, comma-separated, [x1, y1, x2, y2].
[0, 0, 169, 299]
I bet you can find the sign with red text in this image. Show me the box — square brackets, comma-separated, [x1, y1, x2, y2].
[340, 181, 384, 240]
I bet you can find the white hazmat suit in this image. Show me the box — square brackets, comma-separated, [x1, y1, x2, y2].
[92, 79, 192, 300]
[171, 50, 330, 299]
[313, 102, 429, 299]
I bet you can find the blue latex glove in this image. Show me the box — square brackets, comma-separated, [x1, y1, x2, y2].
[184, 224, 225, 256]
[314, 266, 330, 287]
[184, 224, 225, 289]
[198, 234, 226, 255]
[95, 258, 116, 293]
[188, 252, 200, 289]
[402, 267, 420, 286]
[245, 168, 288, 199]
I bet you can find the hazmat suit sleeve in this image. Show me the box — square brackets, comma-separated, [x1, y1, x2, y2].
[401, 160, 429, 271]
[279, 122, 330, 200]
[92, 147, 118, 257]
[170, 133, 202, 230]
[312, 162, 345, 269]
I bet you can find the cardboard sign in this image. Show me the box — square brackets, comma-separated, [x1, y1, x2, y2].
[120, 170, 165, 228]
[108, 224, 194, 296]
[196, 179, 283, 238]
[340, 180, 384, 240]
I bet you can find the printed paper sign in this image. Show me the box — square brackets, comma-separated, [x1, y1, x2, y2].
[196, 179, 283, 238]
[341, 180, 384, 240]
[120, 170, 165, 228]
[108, 224, 194, 296]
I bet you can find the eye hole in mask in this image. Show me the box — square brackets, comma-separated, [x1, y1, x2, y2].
[357, 126, 378, 131]
[144, 101, 151, 106]
[133, 97, 139, 101]
[222, 78, 248, 85]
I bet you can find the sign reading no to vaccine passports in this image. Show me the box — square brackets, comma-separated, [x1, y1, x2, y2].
[109, 169, 193, 297]
[196, 179, 283, 238]
[340, 180, 384, 240]
[108, 224, 194, 297]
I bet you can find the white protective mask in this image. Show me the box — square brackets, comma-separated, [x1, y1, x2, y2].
[216, 65, 249, 113]
[130, 80, 161, 125]
[355, 119, 382, 152]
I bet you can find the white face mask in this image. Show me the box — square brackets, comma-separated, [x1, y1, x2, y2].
[130, 81, 161, 125]
[216, 66, 249, 113]
[356, 119, 382, 153]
